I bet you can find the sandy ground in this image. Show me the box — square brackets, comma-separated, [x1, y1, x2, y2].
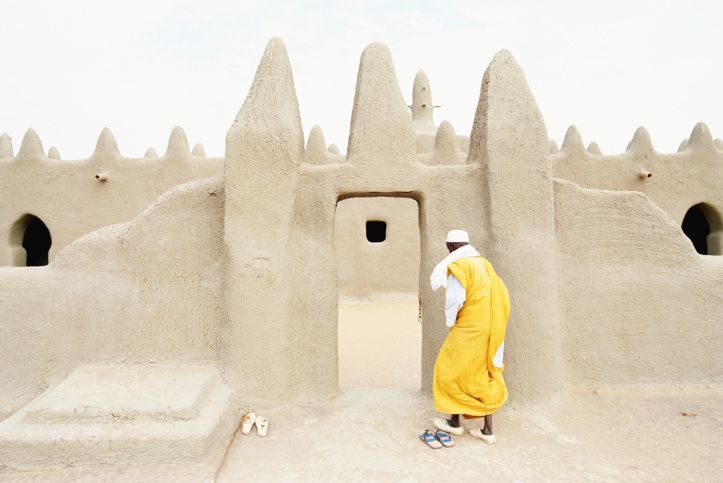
[215, 386, 721, 482]
[3, 299, 721, 482]
[338, 298, 421, 390]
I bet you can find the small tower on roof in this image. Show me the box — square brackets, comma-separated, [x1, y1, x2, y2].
[411, 69, 436, 134]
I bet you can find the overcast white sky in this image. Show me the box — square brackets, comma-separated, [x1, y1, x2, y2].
[0, 0, 720, 158]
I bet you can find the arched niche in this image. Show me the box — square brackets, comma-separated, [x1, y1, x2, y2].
[9, 214, 52, 266]
[681, 203, 722, 255]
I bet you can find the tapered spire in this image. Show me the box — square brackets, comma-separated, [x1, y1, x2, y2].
[228, 37, 304, 162]
[0, 133, 12, 158]
[92, 127, 121, 160]
[586, 142, 601, 155]
[469, 50, 548, 165]
[304, 125, 328, 164]
[165, 126, 190, 159]
[688, 122, 714, 151]
[47, 146, 61, 159]
[466, 49, 560, 404]
[347, 43, 416, 165]
[560, 125, 585, 156]
[626, 127, 654, 154]
[433, 120, 460, 162]
[191, 143, 206, 157]
[16, 128, 45, 160]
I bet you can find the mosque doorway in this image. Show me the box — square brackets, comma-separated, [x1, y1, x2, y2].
[9, 214, 52, 266]
[335, 197, 421, 390]
[681, 203, 722, 255]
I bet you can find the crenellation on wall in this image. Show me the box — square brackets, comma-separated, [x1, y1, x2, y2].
[92, 127, 122, 162]
[46, 146, 60, 159]
[417, 120, 465, 165]
[625, 126, 655, 156]
[552, 122, 723, 227]
[688, 121, 715, 152]
[304, 124, 344, 164]
[165, 126, 192, 160]
[16, 128, 45, 161]
[586, 141, 601, 155]
[144, 147, 158, 158]
[191, 142, 206, 157]
[559, 125, 586, 157]
[0, 132, 12, 158]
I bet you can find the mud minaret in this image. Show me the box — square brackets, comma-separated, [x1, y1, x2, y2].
[410, 69, 436, 134]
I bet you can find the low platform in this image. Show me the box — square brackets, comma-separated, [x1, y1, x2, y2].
[0, 364, 237, 470]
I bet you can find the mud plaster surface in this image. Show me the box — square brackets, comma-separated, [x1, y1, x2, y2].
[3, 300, 720, 482]
[216, 387, 721, 483]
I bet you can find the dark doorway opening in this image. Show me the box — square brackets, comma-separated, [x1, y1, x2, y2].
[682, 205, 711, 255]
[10, 215, 52, 266]
[366, 220, 387, 243]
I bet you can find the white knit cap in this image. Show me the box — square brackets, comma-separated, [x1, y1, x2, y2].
[446, 229, 469, 243]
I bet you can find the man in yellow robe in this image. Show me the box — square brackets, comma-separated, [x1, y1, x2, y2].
[430, 229, 510, 444]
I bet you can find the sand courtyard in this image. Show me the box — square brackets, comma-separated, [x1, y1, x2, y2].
[2, 299, 719, 482]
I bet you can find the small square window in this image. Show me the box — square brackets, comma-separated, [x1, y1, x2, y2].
[366, 220, 386, 243]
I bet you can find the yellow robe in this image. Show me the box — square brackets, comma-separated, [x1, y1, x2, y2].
[432, 256, 510, 416]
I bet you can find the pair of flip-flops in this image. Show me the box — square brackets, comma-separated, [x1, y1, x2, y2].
[419, 429, 454, 449]
[241, 411, 268, 437]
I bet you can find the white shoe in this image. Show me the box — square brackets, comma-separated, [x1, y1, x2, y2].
[255, 416, 268, 437]
[432, 418, 464, 436]
[469, 428, 496, 444]
[241, 412, 256, 435]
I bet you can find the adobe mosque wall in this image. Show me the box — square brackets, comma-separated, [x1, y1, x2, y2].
[335, 197, 420, 301]
[0, 177, 225, 416]
[551, 124, 723, 253]
[0, 37, 721, 425]
[0, 127, 223, 266]
[555, 180, 723, 385]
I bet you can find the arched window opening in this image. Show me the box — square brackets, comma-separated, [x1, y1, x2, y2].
[681, 203, 722, 256]
[9, 214, 52, 266]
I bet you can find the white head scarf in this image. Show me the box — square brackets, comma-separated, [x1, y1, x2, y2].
[430, 231, 480, 290]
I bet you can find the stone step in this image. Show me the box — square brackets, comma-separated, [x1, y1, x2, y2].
[0, 364, 238, 470]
